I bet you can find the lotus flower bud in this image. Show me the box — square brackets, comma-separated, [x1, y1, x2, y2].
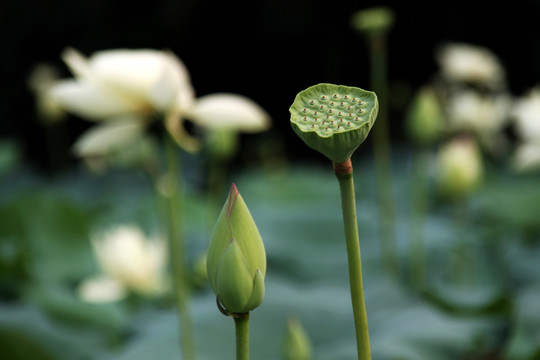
[290, 83, 378, 164]
[405, 86, 445, 145]
[436, 136, 483, 198]
[283, 317, 313, 360]
[206, 184, 266, 315]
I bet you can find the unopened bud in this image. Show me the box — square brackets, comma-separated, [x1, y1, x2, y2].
[283, 317, 313, 360]
[207, 184, 266, 314]
[436, 136, 483, 198]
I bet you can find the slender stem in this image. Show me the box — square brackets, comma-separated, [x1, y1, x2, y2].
[368, 32, 398, 275]
[334, 160, 371, 360]
[234, 313, 250, 360]
[408, 148, 430, 290]
[164, 132, 197, 360]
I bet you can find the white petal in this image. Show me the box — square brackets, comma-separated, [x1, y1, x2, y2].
[73, 117, 146, 157]
[164, 51, 196, 111]
[89, 49, 168, 108]
[188, 94, 270, 132]
[149, 51, 195, 112]
[61, 47, 93, 80]
[77, 276, 127, 303]
[49, 80, 140, 120]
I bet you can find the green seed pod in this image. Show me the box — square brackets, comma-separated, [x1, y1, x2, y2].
[207, 184, 266, 315]
[350, 6, 394, 35]
[283, 317, 313, 360]
[290, 83, 378, 163]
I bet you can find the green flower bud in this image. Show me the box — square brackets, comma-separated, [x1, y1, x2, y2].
[436, 136, 483, 199]
[405, 86, 445, 145]
[207, 184, 266, 315]
[283, 317, 313, 360]
[290, 83, 378, 163]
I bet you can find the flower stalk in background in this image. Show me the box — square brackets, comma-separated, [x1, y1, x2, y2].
[207, 183, 266, 360]
[404, 85, 445, 290]
[77, 225, 167, 303]
[351, 7, 398, 275]
[290, 83, 378, 360]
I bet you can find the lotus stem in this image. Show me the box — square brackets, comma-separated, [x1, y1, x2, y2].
[234, 313, 250, 360]
[368, 32, 398, 275]
[334, 159, 371, 360]
[164, 131, 197, 360]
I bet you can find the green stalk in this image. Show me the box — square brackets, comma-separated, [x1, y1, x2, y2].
[408, 148, 430, 290]
[368, 32, 398, 275]
[334, 160, 371, 360]
[164, 132, 197, 360]
[234, 313, 250, 360]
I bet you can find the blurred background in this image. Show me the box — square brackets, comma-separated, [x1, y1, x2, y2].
[3, 0, 540, 171]
[2, 1, 540, 360]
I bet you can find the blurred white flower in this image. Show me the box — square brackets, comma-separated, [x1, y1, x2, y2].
[49, 48, 270, 158]
[78, 225, 168, 302]
[437, 43, 505, 89]
[50, 48, 194, 119]
[446, 90, 511, 134]
[436, 136, 483, 198]
[77, 275, 127, 303]
[511, 87, 540, 172]
[49, 48, 198, 156]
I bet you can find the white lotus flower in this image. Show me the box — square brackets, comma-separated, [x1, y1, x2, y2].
[437, 43, 505, 89]
[446, 90, 511, 134]
[78, 225, 168, 302]
[49, 48, 270, 158]
[50, 48, 194, 118]
[49, 48, 197, 156]
[511, 87, 540, 172]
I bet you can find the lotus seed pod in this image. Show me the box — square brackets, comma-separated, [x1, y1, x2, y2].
[283, 317, 313, 360]
[405, 86, 445, 145]
[436, 136, 483, 199]
[350, 6, 394, 34]
[207, 183, 266, 314]
[290, 83, 378, 163]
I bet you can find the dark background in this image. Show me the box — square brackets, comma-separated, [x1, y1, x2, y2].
[2, 0, 540, 172]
